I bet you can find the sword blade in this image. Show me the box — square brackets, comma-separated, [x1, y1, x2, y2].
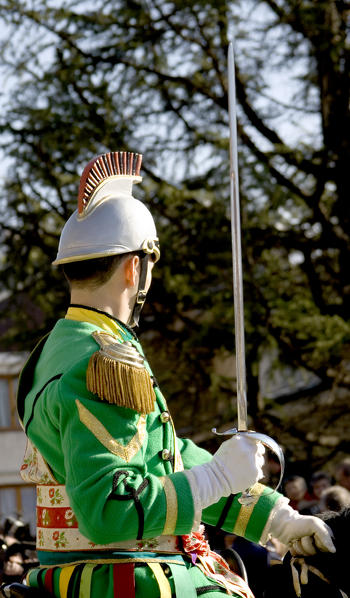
[214, 47, 285, 495]
[228, 42, 248, 431]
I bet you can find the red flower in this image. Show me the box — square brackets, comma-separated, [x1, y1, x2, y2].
[52, 531, 59, 541]
[182, 526, 211, 564]
[49, 488, 55, 498]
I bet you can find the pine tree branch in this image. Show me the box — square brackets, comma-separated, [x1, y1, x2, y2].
[238, 125, 310, 199]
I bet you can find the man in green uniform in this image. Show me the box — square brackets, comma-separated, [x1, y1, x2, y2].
[16, 152, 334, 598]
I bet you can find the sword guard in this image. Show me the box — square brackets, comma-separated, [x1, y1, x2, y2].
[212, 427, 285, 501]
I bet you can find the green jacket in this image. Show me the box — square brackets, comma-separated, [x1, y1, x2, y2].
[17, 307, 281, 597]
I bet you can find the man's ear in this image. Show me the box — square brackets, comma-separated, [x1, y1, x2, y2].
[124, 254, 140, 287]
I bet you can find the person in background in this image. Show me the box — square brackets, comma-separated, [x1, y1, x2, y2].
[333, 457, 350, 491]
[283, 475, 314, 512]
[2, 519, 33, 546]
[319, 485, 350, 512]
[310, 471, 332, 501]
[299, 471, 333, 515]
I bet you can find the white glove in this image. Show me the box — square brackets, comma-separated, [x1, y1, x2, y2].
[269, 501, 336, 555]
[184, 434, 265, 509]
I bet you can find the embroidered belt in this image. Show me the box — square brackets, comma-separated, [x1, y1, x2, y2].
[27, 558, 188, 598]
[37, 484, 182, 554]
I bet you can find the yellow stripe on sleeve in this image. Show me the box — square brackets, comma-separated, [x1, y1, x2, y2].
[160, 476, 178, 535]
[232, 483, 266, 537]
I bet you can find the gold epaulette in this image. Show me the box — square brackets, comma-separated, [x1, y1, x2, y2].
[86, 331, 156, 414]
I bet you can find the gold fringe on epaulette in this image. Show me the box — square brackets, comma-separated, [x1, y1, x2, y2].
[87, 351, 156, 414]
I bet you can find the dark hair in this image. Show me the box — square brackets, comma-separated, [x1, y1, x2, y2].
[320, 486, 350, 512]
[310, 471, 332, 485]
[62, 252, 142, 288]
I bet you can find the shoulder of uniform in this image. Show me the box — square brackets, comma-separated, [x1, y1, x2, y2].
[17, 333, 51, 425]
[86, 330, 156, 414]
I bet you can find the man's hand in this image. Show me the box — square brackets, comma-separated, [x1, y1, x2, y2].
[269, 502, 336, 556]
[210, 434, 265, 495]
[184, 435, 265, 509]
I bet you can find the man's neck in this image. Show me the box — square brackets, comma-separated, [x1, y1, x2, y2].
[69, 288, 131, 324]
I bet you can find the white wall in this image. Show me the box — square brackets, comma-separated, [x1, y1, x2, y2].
[0, 429, 27, 485]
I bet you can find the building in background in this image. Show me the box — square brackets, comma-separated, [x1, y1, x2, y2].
[0, 351, 36, 534]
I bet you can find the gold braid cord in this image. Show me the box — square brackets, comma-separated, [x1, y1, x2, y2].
[290, 557, 331, 597]
[86, 331, 156, 414]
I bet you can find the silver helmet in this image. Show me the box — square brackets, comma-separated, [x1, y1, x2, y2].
[52, 152, 160, 266]
[53, 152, 160, 327]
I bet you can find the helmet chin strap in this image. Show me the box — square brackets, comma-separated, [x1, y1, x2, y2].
[128, 254, 150, 328]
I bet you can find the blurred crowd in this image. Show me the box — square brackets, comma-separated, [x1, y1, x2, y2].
[277, 456, 350, 515]
[0, 517, 37, 587]
[207, 453, 350, 598]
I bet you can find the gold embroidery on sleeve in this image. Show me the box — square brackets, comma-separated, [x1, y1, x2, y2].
[232, 483, 265, 537]
[160, 476, 178, 535]
[76, 399, 146, 463]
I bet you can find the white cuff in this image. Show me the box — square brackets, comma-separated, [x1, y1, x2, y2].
[259, 496, 290, 545]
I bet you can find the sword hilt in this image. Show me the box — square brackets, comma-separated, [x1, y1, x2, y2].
[212, 427, 285, 506]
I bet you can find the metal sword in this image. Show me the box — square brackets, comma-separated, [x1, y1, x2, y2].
[213, 42, 284, 505]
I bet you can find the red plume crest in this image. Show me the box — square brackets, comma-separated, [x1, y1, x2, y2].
[77, 152, 142, 215]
